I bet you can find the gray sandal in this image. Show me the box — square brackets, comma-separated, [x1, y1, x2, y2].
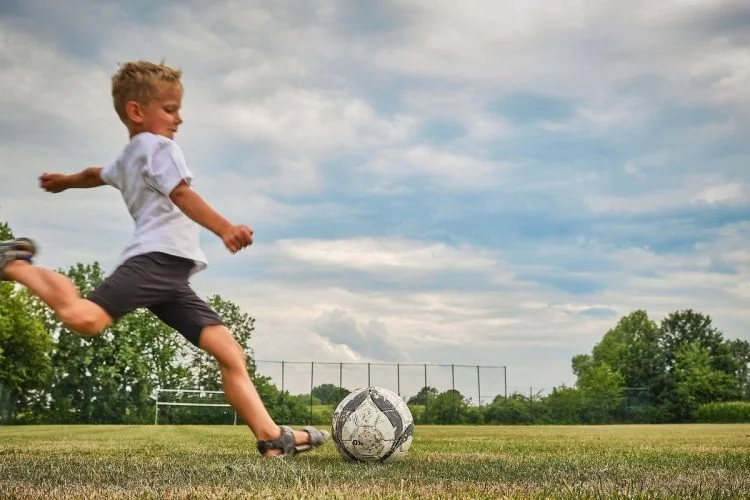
[0, 238, 37, 280]
[256, 425, 330, 458]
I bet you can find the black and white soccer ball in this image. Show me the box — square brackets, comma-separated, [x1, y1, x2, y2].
[331, 386, 414, 462]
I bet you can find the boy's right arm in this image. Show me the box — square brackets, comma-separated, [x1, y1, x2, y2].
[169, 181, 254, 253]
[39, 168, 105, 192]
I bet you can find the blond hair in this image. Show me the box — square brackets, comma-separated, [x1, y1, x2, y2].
[111, 60, 182, 123]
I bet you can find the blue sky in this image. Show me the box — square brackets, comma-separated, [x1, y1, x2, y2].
[1, 0, 749, 398]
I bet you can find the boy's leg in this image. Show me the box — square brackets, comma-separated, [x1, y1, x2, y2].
[3, 260, 112, 335]
[197, 324, 315, 455]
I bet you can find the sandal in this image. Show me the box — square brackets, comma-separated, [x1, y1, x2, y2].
[0, 238, 37, 280]
[256, 425, 330, 458]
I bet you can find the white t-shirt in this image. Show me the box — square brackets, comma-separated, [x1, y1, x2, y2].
[101, 132, 208, 275]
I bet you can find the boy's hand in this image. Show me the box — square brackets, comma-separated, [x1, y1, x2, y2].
[39, 173, 69, 193]
[220, 225, 254, 253]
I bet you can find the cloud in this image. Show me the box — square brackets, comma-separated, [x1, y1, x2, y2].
[312, 308, 408, 362]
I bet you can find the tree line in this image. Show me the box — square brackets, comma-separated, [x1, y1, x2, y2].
[1, 218, 749, 425]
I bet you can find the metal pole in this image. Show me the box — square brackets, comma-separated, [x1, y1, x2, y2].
[477, 365, 481, 411]
[310, 362, 314, 424]
[367, 363, 371, 387]
[154, 388, 159, 425]
[234, 412, 237, 425]
[397, 363, 401, 396]
[504, 366, 508, 399]
[280, 361, 286, 418]
[451, 364, 456, 423]
[339, 362, 343, 393]
[424, 364, 427, 388]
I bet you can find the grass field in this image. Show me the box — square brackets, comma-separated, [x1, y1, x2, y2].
[1, 424, 749, 499]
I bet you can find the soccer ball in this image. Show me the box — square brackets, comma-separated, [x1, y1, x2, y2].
[331, 386, 414, 462]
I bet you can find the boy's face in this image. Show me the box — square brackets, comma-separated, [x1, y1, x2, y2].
[129, 83, 183, 140]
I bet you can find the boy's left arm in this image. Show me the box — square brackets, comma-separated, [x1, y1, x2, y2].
[39, 168, 105, 193]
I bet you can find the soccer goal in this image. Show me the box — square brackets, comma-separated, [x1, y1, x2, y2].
[153, 388, 238, 425]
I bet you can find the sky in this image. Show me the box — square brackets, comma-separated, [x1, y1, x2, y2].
[1, 0, 749, 400]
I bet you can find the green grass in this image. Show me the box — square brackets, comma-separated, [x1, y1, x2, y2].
[1, 424, 749, 499]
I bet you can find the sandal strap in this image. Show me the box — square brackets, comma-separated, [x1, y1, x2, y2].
[256, 425, 296, 457]
[296, 426, 329, 452]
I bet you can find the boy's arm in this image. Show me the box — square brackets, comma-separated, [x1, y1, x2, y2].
[169, 181, 253, 253]
[39, 168, 105, 192]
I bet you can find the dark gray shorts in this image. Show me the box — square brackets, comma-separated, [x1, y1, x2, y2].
[87, 252, 223, 346]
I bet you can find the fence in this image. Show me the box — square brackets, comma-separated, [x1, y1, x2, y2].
[150, 360, 507, 425]
[253, 360, 508, 425]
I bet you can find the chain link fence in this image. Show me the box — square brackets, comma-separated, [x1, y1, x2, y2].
[253, 360, 508, 425]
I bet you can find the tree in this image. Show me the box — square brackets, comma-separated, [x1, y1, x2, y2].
[576, 362, 624, 423]
[311, 383, 350, 405]
[666, 342, 741, 421]
[660, 310, 727, 370]
[0, 221, 53, 422]
[26, 262, 154, 423]
[485, 393, 536, 424]
[423, 389, 471, 424]
[727, 339, 750, 399]
[542, 385, 583, 424]
[26, 261, 198, 423]
[407, 386, 439, 406]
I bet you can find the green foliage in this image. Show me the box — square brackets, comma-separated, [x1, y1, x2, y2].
[0, 286, 53, 421]
[25, 262, 159, 423]
[667, 342, 741, 421]
[696, 401, 750, 423]
[407, 386, 438, 406]
[311, 383, 350, 405]
[485, 394, 536, 424]
[542, 385, 583, 424]
[572, 309, 748, 424]
[252, 373, 311, 424]
[727, 339, 750, 399]
[422, 389, 471, 424]
[0, 218, 54, 421]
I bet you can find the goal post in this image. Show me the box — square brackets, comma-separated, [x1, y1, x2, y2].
[154, 388, 237, 425]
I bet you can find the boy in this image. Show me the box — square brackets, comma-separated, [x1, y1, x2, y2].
[0, 60, 327, 458]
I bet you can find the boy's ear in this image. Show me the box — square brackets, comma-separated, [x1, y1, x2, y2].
[125, 100, 144, 124]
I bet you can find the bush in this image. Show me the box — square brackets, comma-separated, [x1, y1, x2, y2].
[696, 402, 750, 423]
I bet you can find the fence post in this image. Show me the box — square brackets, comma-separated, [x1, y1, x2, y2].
[477, 365, 481, 412]
[154, 387, 159, 425]
[451, 364, 456, 423]
[397, 363, 401, 397]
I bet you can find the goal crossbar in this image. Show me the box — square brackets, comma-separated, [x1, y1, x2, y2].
[154, 387, 236, 425]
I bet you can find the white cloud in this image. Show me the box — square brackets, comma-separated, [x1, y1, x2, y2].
[276, 237, 505, 280]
